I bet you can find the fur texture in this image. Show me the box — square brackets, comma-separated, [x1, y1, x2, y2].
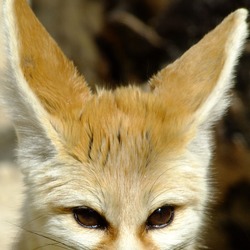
[0, 0, 248, 249]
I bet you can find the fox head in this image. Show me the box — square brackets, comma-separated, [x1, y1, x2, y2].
[0, 0, 248, 249]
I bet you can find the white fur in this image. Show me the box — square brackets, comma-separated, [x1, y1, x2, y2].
[196, 9, 249, 126]
[0, 0, 59, 166]
[0, 2, 248, 249]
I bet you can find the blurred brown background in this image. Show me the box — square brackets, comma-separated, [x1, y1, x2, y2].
[0, 0, 250, 249]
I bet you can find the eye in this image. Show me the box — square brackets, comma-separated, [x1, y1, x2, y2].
[146, 206, 174, 229]
[73, 207, 107, 229]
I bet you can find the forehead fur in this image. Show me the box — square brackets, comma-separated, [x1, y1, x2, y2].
[65, 86, 195, 164]
[50, 86, 204, 212]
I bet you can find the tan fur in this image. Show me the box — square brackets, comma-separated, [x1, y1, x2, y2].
[0, 0, 248, 249]
[16, 0, 90, 117]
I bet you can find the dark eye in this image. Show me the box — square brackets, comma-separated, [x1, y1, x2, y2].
[73, 207, 107, 229]
[146, 206, 174, 229]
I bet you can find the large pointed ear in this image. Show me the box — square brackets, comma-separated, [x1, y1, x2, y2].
[0, 0, 91, 162]
[149, 9, 248, 128]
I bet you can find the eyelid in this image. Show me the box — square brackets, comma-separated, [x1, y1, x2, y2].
[149, 203, 177, 215]
[71, 206, 104, 217]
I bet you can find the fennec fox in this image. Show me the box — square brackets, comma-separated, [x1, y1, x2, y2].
[0, 0, 248, 249]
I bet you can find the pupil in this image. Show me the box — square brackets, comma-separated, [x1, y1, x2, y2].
[78, 209, 98, 226]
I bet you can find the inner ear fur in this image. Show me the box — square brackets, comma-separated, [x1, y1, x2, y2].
[0, 0, 93, 155]
[149, 9, 248, 126]
[14, 0, 91, 120]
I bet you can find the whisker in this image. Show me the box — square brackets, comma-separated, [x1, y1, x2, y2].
[33, 242, 70, 250]
[5, 221, 76, 250]
[22, 214, 48, 227]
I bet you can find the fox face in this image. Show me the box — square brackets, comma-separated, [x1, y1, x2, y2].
[0, 0, 248, 249]
[20, 91, 209, 249]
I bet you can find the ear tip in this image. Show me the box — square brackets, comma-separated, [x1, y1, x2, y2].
[234, 8, 248, 19]
[225, 8, 249, 47]
[230, 8, 248, 28]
